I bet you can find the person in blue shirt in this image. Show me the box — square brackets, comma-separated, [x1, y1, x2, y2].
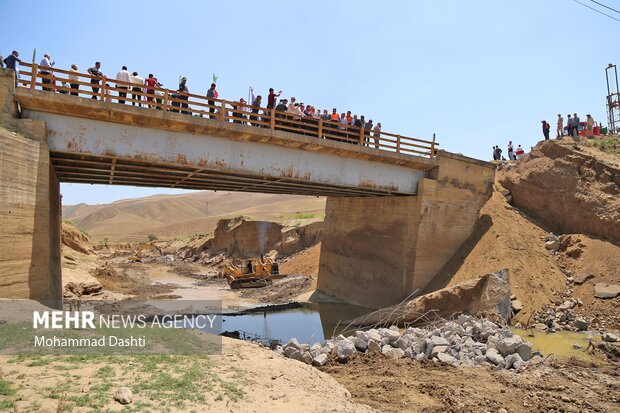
[3, 51, 21, 86]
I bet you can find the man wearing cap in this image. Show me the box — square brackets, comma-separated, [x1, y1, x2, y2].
[556, 114, 563, 138]
[39, 53, 55, 91]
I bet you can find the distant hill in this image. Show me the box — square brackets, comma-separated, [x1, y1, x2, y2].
[63, 191, 326, 242]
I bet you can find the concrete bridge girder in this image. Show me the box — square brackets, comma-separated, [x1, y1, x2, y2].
[24, 111, 427, 196]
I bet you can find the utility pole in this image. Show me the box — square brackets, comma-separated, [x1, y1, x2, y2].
[605, 64, 620, 134]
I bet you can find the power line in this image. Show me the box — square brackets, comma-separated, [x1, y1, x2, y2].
[590, 0, 620, 14]
[573, 0, 620, 21]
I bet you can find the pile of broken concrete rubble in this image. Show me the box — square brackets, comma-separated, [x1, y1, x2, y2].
[530, 297, 589, 333]
[275, 315, 539, 370]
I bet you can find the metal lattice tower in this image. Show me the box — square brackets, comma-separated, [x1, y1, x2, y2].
[605, 64, 620, 134]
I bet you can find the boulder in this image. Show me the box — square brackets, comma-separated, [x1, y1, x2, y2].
[574, 318, 589, 331]
[485, 348, 504, 366]
[353, 337, 368, 352]
[114, 387, 133, 405]
[504, 353, 524, 369]
[602, 332, 619, 343]
[384, 347, 405, 359]
[312, 353, 328, 366]
[300, 351, 313, 365]
[511, 299, 523, 314]
[334, 339, 356, 359]
[283, 346, 298, 358]
[557, 300, 576, 311]
[366, 329, 382, 342]
[545, 240, 560, 251]
[430, 345, 448, 358]
[515, 342, 533, 361]
[378, 328, 401, 343]
[594, 283, 620, 299]
[287, 338, 301, 350]
[496, 336, 522, 357]
[355, 331, 369, 342]
[574, 273, 594, 285]
[64, 281, 102, 297]
[429, 336, 449, 346]
[367, 340, 382, 354]
[351, 269, 512, 327]
[437, 352, 458, 365]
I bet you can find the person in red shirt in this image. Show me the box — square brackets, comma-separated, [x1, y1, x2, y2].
[267, 88, 282, 109]
[145, 74, 157, 107]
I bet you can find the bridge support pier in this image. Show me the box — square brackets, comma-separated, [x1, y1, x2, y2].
[0, 70, 62, 304]
[317, 153, 495, 309]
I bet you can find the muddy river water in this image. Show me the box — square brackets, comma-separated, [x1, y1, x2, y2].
[145, 264, 601, 360]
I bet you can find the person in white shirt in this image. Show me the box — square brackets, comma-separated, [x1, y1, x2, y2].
[39, 53, 55, 91]
[115, 66, 131, 104]
[130, 71, 144, 107]
[69, 64, 79, 96]
[373, 122, 382, 149]
[507, 141, 515, 160]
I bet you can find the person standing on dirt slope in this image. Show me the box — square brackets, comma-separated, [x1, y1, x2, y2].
[493, 145, 502, 161]
[557, 114, 564, 138]
[541, 120, 550, 140]
[515, 144, 525, 159]
[566, 114, 573, 137]
[572, 113, 580, 137]
[586, 114, 595, 138]
[507, 141, 515, 160]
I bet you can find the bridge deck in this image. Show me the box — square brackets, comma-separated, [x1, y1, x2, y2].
[13, 63, 440, 196]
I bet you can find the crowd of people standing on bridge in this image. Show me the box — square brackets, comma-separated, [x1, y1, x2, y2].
[2, 49, 385, 147]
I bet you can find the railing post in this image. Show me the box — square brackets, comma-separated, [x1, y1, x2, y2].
[397, 135, 401, 153]
[318, 119, 323, 139]
[219, 100, 226, 122]
[30, 64, 38, 89]
[430, 133, 436, 158]
[359, 126, 364, 146]
[163, 90, 169, 111]
[270, 107, 275, 130]
[100, 76, 106, 101]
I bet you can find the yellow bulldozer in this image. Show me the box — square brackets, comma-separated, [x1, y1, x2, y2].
[219, 257, 285, 289]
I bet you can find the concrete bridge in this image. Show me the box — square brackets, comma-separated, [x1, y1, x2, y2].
[0, 65, 495, 308]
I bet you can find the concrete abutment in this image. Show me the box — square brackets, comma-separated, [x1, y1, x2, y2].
[0, 68, 62, 303]
[317, 153, 495, 308]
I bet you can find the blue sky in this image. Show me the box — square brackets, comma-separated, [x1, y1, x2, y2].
[2, 0, 618, 205]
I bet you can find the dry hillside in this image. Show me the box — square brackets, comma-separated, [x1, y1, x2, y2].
[428, 137, 620, 325]
[63, 191, 326, 242]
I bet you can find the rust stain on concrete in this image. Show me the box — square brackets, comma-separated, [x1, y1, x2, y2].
[214, 159, 228, 169]
[66, 138, 79, 151]
[359, 180, 399, 192]
[176, 154, 188, 164]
